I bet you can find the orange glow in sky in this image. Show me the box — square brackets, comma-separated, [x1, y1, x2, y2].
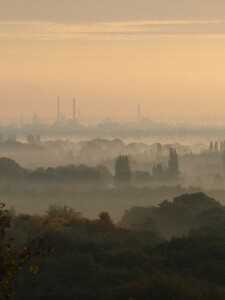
[1, 1, 225, 122]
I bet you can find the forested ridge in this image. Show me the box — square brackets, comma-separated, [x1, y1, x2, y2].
[2, 193, 225, 299]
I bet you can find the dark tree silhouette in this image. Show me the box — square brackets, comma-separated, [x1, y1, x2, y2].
[114, 155, 131, 184]
[152, 164, 166, 181]
[98, 212, 113, 224]
[168, 148, 179, 181]
[209, 141, 214, 153]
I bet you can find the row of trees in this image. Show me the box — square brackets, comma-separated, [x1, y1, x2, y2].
[115, 148, 179, 184]
[0, 148, 179, 186]
[0, 158, 111, 183]
[121, 192, 223, 239]
[209, 140, 225, 153]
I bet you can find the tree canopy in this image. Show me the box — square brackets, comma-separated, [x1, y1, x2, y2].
[114, 155, 131, 184]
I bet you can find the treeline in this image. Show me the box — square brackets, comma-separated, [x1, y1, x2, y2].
[28, 164, 111, 182]
[4, 193, 225, 299]
[0, 148, 180, 185]
[0, 157, 111, 183]
[120, 193, 225, 239]
[209, 140, 225, 153]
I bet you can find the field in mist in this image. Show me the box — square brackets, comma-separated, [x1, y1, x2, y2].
[0, 134, 224, 221]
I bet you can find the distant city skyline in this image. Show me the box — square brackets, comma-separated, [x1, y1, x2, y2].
[1, 1, 225, 120]
[2, 108, 225, 128]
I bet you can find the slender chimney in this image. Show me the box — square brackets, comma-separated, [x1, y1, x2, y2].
[138, 103, 141, 122]
[21, 113, 23, 129]
[73, 98, 76, 122]
[57, 96, 60, 121]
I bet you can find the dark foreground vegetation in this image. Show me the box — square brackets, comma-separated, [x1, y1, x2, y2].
[2, 193, 225, 299]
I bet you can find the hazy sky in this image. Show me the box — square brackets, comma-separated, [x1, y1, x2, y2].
[1, 0, 225, 123]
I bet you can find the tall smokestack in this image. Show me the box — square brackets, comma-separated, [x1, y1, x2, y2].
[73, 97, 76, 122]
[79, 109, 81, 125]
[57, 96, 60, 121]
[21, 113, 23, 129]
[138, 103, 141, 122]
